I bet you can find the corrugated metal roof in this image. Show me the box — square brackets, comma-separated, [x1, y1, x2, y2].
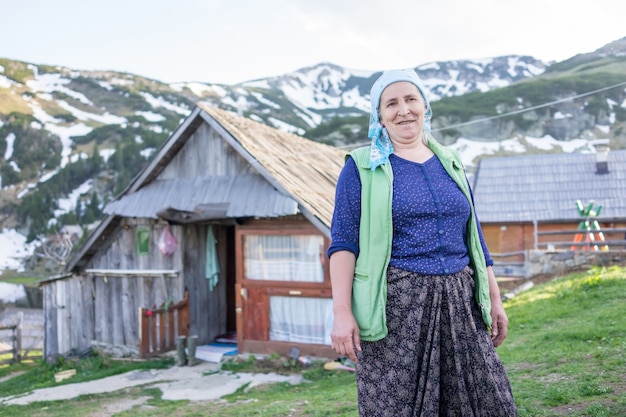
[473, 150, 626, 222]
[103, 175, 299, 220]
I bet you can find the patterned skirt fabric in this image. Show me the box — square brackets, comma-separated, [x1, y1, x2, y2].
[355, 266, 518, 417]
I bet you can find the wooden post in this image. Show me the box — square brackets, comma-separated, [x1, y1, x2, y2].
[139, 307, 150, 358]
[158, 308, 166, 354]
[150, 308, 157, 356]
[167, 309, 175, 348]
[179, 297, 189, 337]
[15, 312, 23, 363]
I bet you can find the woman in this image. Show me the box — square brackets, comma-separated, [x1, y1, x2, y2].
[327, 69, 517, 416]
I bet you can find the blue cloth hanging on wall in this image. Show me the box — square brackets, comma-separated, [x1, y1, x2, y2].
[205, 225, 220, 291]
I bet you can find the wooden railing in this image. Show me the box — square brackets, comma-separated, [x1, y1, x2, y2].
[535, 227, 626, 251]
[138, 293, 189, 358]
[491, 226, 626, 277]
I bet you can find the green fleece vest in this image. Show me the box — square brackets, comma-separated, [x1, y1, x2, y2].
[349, 137, 492, 341]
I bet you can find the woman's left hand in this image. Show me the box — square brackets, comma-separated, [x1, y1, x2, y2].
[486, 266, 509, 347]
[490, 300, 509, 347]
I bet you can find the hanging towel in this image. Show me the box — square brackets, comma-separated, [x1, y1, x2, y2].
[205, 225, 220, 291]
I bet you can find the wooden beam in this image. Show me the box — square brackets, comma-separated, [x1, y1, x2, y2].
[85, 269, 179, 276]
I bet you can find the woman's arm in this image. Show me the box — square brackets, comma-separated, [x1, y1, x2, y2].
[486, 265, 509, 347]
[329, 250, 361, 363]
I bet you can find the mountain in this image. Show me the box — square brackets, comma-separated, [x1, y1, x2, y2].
[433, 37, 626, 148]
[189, 55, 547, 135]
[0, 36, 625, 271]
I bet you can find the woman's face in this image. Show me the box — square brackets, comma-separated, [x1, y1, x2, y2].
[379, 81, 426, 146]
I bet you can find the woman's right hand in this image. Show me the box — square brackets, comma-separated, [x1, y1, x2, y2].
[330, 308, 361, 363]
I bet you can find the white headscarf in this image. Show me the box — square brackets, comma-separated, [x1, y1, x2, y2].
[368, 69, 432, 170]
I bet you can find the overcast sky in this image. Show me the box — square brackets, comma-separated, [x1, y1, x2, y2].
[2, 0, 625, 85]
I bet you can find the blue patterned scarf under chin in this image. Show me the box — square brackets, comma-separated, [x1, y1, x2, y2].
[368, 69, 432, 170]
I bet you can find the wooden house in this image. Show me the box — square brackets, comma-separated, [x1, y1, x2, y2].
[40, 104, 347, 361]
[472, 144, 626, 271]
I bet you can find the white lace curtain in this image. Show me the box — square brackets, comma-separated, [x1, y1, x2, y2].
[244, 235, 324, 282]
[269, 296, 333, 344]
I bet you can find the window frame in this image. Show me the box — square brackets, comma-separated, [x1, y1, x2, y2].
[235, 221, 331, 290]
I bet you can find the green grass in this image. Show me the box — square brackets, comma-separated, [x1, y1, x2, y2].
[499, 265, 626, 416]
[0, 265, 624, 416]
[0, 350, 42, 368]
[0, 272, 41, 286]
[0, 59, 35, 84]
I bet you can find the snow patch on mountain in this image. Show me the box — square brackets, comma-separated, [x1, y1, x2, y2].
[54, 179, 93, 218]
[136, 111, 166, 122]
[450, 135, 594, 168]
[268, 117, 304, 135]
[4, 133, 15, 160]
[139, 92, 190, 115]
[26, 72, 92, 104]
[0, 229, 39, 273]
[250, 92, 281, 109]
[0, 74, 13, 88]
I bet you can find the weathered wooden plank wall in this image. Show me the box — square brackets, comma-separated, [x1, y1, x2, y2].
[84, 219, 185, 347]
[91, 273, 181, 347]
[91, 219, 183, 272]
[75, 276, 95, 350]
[43, 274, 94, 360]
[43, 281, 57, 359]
[159, 122, 255, 179]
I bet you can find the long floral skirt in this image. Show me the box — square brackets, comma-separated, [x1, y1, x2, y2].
[355, 266, 518, 417]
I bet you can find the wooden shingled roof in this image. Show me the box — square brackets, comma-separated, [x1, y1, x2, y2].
[198, 104, 347, 230]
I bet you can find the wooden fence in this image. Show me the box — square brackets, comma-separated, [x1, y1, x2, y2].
[492, 226, 626, 277]
[0, 324, 21, 365]
[0, 311, 43, 365]
[138, 293, 189, 358]
[535, 227, 626, 251]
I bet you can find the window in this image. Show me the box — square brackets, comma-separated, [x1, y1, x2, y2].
[269, 296, 332, 344]
[244, 234, 324, 282]
[136, 227, 150, 256]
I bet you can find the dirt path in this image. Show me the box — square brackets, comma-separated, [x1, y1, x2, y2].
[0, 361, 304, 405]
